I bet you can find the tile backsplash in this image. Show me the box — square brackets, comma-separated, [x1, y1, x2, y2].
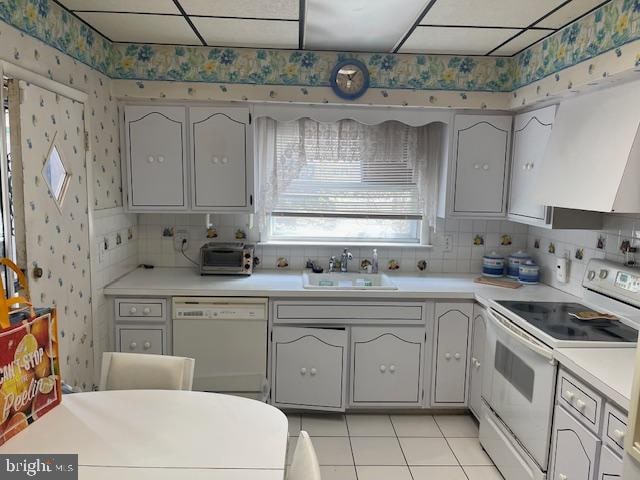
[527, 213, 640, 296]
[137, 213, 529, 274]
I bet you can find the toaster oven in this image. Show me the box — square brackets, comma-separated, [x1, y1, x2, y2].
[199, 242, 255, 275]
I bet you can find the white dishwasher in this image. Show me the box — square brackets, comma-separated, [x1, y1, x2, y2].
[172, 297, 268, 400]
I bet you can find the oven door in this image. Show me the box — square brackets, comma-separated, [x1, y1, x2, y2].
[482, 309, 557, 470]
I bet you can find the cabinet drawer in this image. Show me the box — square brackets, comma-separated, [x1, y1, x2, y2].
[118, 328, 165, 355]
[558, 369, 603, 433]
[597, 445, 623, 480]
[351, 327, 424, 405]
[550, 405, 601, 480]
[603, 403, 627, 456]
[274, 301, 424, 324]
[272, 326, 348, 411]
[117, 299, 165, 319]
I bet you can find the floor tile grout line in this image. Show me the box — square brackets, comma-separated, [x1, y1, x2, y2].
[389, 414, 416, 480]
[344, 414, 359, 480]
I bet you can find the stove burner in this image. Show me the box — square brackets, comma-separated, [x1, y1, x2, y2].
[547, 324, 587, 338]
[509, 303, 552, 315]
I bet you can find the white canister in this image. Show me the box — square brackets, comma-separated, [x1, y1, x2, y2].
[482, 252, 505, 277]
[507, 250, 532, 279]
[518, 260, 540, 284]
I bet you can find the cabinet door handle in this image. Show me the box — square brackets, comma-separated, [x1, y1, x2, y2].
[310, 368, 317, 376]
[389, 365, 396, 373]
[445, 353, 451, 360]
[129, 342, 137, 350]
[221, 157, 229, 164]
[147, 156, 154, 164]
[129, 306, 137, 314]
[576, 399, 586, 410]
[212, 156, 219, 164]
[379, 365, 387, 373]
[559, 475, 568, 480]
[454, 353, 461, 360]
[565, 390, 575, 401]
[157, 155, 165, 164]
[143, 307, 150, 315]
[482, 164, 489, 171]
[300, 367, 307, 375]
[613, 429, 625, 442]
[475, 360, 481, 369]
[143, 341, 151, 350]
[473, 164, 480, 169]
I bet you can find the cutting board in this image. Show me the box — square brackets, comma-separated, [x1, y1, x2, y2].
[474, 276, 522, 289]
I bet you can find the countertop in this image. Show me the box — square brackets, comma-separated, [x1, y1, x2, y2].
[104, 267, 638, 409]
[554, 347, 638, 411]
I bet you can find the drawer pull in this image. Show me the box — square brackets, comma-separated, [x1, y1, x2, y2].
[445, 353, 451, 360]
[310, 368, 317, 376]
[454, 353, 461, 360]
[129, 342, 137, 350]
[389, 365, 396, 373]
[565, 390, 575, 401]
[129, 306, 137, 314]
[559, 475, 568, 480]
[612, 429, 625, 443]
[143, 342, 151, 350]
[143, 307, 151, 315]
[300, 368, 307, 375]
[576, 399, 586, 410]
[379, 365, 387, 373]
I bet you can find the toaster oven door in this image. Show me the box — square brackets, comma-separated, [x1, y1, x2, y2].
[201, 249, 244, 270]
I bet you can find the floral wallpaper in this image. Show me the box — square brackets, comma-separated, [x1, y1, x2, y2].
[513, 0, 640, 88]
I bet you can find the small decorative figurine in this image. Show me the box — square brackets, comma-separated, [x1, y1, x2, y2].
[206, 227, 218, 238]
[548, 242, 556, 254]
[417, 259, 428, 271]
[388, 259, 400, 270]
[127, 227, 133, 240]
[235, 229, 247, 240]
[575, 248, 584, 260]
[162, 227, 174, 237]
[534, 239, 540, 249]
[473, 234, 484, 246]
[115, 233, 122, 245]
[597, 236, 606, 250]
[620, 239, 637, 253]
[360, 259, 372, 272]
[500, 234, 512, 246]
[276, 257, 289, 268]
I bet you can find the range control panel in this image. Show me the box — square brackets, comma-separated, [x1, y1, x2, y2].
[583, 259, 640, 307]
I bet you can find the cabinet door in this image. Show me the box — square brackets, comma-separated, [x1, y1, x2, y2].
[550, 406, 601, 480]
[118, 327, 165, 355]
[272, 326, 347, 411]
[351, 327, 424, 405]
[452, 114, 512, 216]
[190, 106, 252, 211]
[469, 305, 487, 419]
[508, 105, 556, 222]
[124, 106, 187, 210]
[432, 302, 472, 405]
[597, 446, 622, 480]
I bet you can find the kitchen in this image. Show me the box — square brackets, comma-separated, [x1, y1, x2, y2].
[0, 0, 640, 479]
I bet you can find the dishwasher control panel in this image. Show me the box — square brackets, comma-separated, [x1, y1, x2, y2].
[172, 297, 267, 321]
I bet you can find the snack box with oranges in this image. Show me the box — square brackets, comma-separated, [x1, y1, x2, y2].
[0, 307, 60, 445]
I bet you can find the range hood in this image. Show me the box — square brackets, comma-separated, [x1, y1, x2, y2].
[535, 81, 640, 213]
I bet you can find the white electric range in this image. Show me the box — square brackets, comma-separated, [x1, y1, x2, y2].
[480, 259, 640, 480]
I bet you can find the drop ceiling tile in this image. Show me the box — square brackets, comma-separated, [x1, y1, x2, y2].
[491, 29, 553, 55]
[179, 0, 299, 19]
[77, 12, 200, 44]
[191, 18, 298, 48]
[58, 0, 179, 14]
[305, 0, 427, 52]
[421, 0, 566, 28]
[399, 26, 520, 55]
[536, 0, 605, 29]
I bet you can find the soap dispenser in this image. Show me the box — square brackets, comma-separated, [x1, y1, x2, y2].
[371, 248, 379, 274]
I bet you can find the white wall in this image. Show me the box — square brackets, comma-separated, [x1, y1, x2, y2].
[527, 214, 640, 297]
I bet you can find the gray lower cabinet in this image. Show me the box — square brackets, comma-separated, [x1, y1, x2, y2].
[432, 302, 472, 406]
[114, 298, 169, 355]
[597, 445, 623, 479]
[550, 405, 601, 480]
[272, 326, 348, 412]
[350, 327, 424, 406]
[469, 304, 487, 418]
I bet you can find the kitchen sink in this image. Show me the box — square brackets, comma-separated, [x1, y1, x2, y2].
[302, 272, 399, 290]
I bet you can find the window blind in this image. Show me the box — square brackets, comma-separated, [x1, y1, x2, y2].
[271, 119, 422, 219]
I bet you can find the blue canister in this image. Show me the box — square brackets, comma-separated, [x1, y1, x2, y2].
[507, 250, 532, 279]
[518, 260, 540, 284]
[482, 252, 505, 277]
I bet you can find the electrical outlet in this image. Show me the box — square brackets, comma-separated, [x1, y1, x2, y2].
[443, 234, 453, 253]
[174, 229, 190, 251]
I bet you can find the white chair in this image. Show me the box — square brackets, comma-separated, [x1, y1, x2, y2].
[99, 352, 195, 391]
[287, 430, 321, 480]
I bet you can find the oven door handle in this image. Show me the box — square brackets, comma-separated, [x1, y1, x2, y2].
[488, 309, 556, 361]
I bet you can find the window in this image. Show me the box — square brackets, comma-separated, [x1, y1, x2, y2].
[264, 119, 427, 244]
[42, 140, 70, 209]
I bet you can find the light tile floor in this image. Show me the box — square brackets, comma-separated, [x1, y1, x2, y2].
[286, 413, 503, 480]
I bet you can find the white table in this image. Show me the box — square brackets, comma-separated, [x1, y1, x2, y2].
[0, 390, 288, 479]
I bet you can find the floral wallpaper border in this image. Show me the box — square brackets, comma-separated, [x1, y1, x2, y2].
[1, 0, 640, 94]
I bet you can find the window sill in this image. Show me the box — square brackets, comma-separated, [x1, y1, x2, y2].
[257, 240, 433, 249]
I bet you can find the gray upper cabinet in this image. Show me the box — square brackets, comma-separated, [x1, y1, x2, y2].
[124, 105, 188, 211]
[190, 106, 253, 212]
[447, 114, 512, 218]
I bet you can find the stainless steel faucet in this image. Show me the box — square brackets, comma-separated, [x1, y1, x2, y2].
[340, 248, 353, 273]
[328, 256, 337, 273]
